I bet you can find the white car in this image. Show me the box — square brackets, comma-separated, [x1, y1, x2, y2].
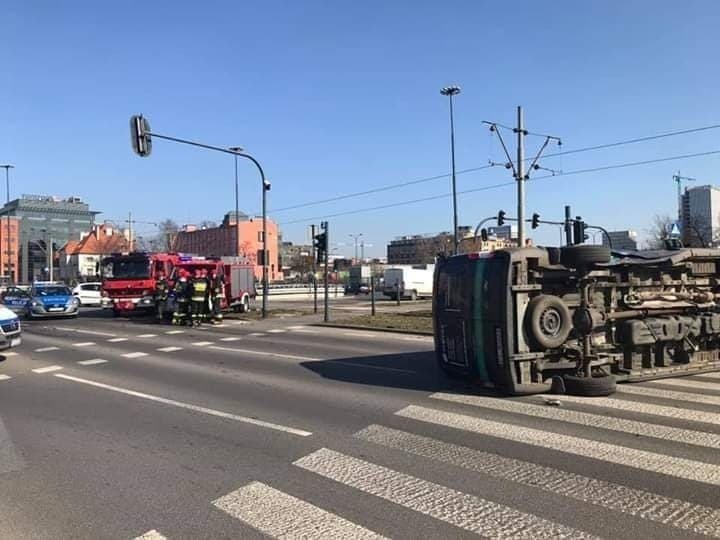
[72, 282, 102, 306]
[0, 304, 21, 351]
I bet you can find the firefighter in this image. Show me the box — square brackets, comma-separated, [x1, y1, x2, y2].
[190, 268, 209, 326]
[172, 270, 191, 326]
[209, 269, 225, 324]
[154, 271, 169, 321]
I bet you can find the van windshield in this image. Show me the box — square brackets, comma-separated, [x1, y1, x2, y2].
[102, 257, 151, 279]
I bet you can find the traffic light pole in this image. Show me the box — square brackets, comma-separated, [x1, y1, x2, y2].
[322, 221, 329, 322]
[311, 224, 318, 314]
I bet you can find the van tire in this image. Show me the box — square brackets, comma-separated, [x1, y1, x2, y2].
[563, 373, 616, 396]
[410, 290, 417, 301]
[240, 295, 250, 313]
[525, 294, 572, 350]
[560, 245, 611, 268]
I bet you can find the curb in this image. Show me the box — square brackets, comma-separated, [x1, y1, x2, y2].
[313, 322, 433, 337]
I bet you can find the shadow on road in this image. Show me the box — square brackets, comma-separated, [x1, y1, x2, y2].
[301, 351, 484, 394]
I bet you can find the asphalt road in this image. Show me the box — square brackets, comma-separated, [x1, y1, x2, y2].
[0, 308, 719, 538]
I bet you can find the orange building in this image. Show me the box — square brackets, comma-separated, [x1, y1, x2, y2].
[0, 217, 21, 282]
[172, 212, 282, 282]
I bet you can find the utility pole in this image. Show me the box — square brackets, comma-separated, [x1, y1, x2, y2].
[0, 165, 14, 283]
[322, 221, 329, 322]
[515, 106, 526, 246]
[311, 224, 317, 314]
[128, 211, 133, 251]
[440, 85, 461, 254]
[564, 205, 572, 245]
[483, 108, 561, 248]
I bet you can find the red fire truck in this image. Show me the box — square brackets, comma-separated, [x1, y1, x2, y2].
[101, 252, 256, 316]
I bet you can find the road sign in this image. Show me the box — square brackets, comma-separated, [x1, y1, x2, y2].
[669, 222, 681, 238]
[130, 115, 152, 157]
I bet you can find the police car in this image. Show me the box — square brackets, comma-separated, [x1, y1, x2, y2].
[1, 286, 31, 314]
[0, 302, 22, 351]
[23, 281, 80, 319]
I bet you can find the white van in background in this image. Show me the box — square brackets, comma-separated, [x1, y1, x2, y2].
[382, 264, 435, 300]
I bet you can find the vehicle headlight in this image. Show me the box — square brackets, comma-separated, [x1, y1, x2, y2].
[30, 301, 39, 307]
[67, 298, 79, 307]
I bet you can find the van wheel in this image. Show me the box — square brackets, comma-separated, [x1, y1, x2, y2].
[410, 290, 417, 301]
[563, 373, 616, 396]
[240, 296, 250, 313]
[525, 295, 572, 350]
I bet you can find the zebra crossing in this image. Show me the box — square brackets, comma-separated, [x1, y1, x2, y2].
[146, 374, 720, 538]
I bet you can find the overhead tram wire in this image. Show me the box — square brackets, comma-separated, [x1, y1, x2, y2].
[279, 147, 720, 225]
[269, 123, 720, 215]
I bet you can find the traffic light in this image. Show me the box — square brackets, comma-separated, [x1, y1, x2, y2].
[497, 210, 506, 226]
[130, 115, 152, 157]
[573, 217, 589, 245]
[480, 228, 489, 242]
[314, 232, 327, 264]
[531, 213, 540, 229]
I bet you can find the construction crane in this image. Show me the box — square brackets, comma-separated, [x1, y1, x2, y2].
[673, 171, 696, 222]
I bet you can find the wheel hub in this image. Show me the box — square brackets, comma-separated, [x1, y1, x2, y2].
[539, 308, 562, 337]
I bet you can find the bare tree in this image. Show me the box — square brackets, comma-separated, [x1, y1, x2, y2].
[644, 214, 674, 249]
[157, 219, 180, 251]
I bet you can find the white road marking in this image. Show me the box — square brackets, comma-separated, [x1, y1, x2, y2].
[2, 352, 18, 357]
[73, 342, 95, 347]
[208, 345, 319, 361]
[107, 337, 128, 343]
[32, 365, 63, 374]
[356, 424, 720, 537]
[34, 346, 59, 352]
[329, 361, 416, 374]
[343, 331, 377, 338]
[137, 334, 158, 338]
[402, 335, 432, 341]
[54, 374, 312, 436]
[213, 481, 385, 539]
[700, 371, 720, 379]
[294, 448, 596, 539]
[191, 341, 213, 347]
[617, 383, 720, 407]
[77, 359, 108, 366]
[0, 374, 11, 381]
[248, 332, 266, 337]
[157, 346, 183, 353]
[397, 405, 720, 486]
[219, 337, 242, 342]
[650, 378, 720, 392]
[267, 329, 286, 334]
[165, 330, 185, 335]
[122, 352, 148, 358]
[533, 392, 720, 426]
[431, 392, 720, 448]
[287, 325, 306, 330]
[134, 530, 167, 540]
[291, 328, 320, 334]
[55, 327, 116, 337]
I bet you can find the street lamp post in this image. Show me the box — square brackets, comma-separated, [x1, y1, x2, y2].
[440, 85, 461, 255]
[0, 165, 14, 282]
[349, 233, 363, 263]
[228, 146, 244, 258]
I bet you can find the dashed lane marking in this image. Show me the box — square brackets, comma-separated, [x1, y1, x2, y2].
[32, 365, 63, 374]
[77, 359, 108, 366]
[107, 338, 128, 343]
[648, 378, 720, 392]
[0, 374, 11, 381]
[397, 405, 720, 486]
[192, 341, 213, 347]
[294, 448, 596, 539]
[122, 352, 148, 358]
[53, 327, 116, 337]
[137, 334, 158, 338]
[208, 345, 319, 362]
[267, 329, 286, 334]
[291, 329, 320, 334]
[73, 342, 95, 347]
[356, 424, 720, 537]
[343, 331, 377, 338]
[34, 346, 59, 352]
[54, 373, 312, 436]
[134, 530, 167, 540]
[287, 325, 306, 330]
[248, 332, 267, 337]
[219, 337, 242, 342]
[2, 352, 18, 357]
[157, 346, 183, 353]
[165, 330, 185, 335]
[213, 481, 386, 539]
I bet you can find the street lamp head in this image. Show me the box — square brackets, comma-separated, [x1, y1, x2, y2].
[228, 146, 245, 153]
[440, 85, 461, 97]
[0, 164, 15, 169]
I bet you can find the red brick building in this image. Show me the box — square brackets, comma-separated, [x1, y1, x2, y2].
[0, 217, 21, 282]
[172, 212, 282, 282]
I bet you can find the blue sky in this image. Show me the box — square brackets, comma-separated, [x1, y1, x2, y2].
[3, 1, 720, 257]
